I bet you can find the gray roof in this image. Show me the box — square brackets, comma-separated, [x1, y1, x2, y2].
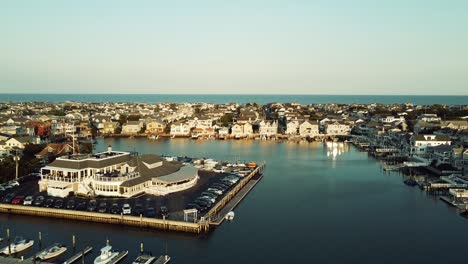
[47, 152, 132, 170]
[121, 156, 192, 187]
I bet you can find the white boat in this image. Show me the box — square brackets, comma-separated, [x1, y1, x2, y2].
[133, 252, 156, 264]
[225, 211, 235, 221]
[154, 255, 171, 264]
[0, 237, 34, 255]
[94, 245, 128, 264]
[36, 243, 67, 260]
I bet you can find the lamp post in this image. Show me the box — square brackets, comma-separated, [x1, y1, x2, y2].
[14, 149, 20, 180]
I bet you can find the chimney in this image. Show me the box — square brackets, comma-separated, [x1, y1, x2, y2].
[108, 145, 112, 154]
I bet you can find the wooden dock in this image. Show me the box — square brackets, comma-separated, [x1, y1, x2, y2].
[210, 173, 263, 225]
[62, 246, 93, 264]
[109, 251, 128, 264]
[0, 256, 48, 264]
[0, 163, 265, 234]
[204, 163, 266, 225]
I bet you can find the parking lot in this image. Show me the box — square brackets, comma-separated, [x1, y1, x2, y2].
[0, 166, 253, 222]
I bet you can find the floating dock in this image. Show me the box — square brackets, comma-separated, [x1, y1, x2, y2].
[109, 251, 128, 264]
[0, 256, 48, 264]
[62, 246, 93, 264]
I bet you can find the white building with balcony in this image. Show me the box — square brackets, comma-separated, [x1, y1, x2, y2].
[39, 146, 199, 198]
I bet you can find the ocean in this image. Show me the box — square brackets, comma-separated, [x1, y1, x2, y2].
[0, 94, 467, 105]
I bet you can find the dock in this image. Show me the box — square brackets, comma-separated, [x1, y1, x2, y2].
[62, 246, 93, 264]
[0, 163, 265, 234]
[210, 173, 264, 225]
[0, 256, 48, 264]
[109, 251, 128, 264]
[154, 255, 171, 264]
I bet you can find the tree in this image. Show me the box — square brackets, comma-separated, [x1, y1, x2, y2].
[220, 113, 234, 126]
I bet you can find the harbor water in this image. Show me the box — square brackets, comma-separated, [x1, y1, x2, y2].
[1, 138, 468, 263]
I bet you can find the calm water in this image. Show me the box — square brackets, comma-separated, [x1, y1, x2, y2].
[0, 93, 467, 105]
[1, 139, 467, 264]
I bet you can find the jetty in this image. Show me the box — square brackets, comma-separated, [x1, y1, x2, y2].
[62, 246, 93, 264]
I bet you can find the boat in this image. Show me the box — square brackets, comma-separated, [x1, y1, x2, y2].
[94, 244, 128, 264]
[404, 179, 418, 186]
[133, 252, 156, 264]
[0, 236, 34, 255]
[154, 255, 171, 264]
[225, 211, 235, 221]
[36, 243, 67, 260]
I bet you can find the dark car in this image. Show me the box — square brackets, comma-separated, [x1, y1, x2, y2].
[133, 203, 144, 216]
[144, 207, 156, 218]
[45, 198, 55, 208]
[110, 203, 120, 214]
[33, 196, 45, 206]
[87, 200, 97, 212]
[201, 192, 217, 199]
[98, 202, 107, 213]
[66, 199, 76, 209]
[3, 193, 16, 203]
[54, 199, 64, 209]
[193, 200, 210, 211]
[159, 206, 169, 218]
[76, 201, 86, 211]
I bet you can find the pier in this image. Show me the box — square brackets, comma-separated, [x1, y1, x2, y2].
[0, 163, 265, 234]
[62, 246, 93, 264]
[0, 256, 47, 264]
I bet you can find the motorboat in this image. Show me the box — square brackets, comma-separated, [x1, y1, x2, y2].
[133, 252, 156, 264]
[154, 255, 171, 264]
[225, 211, 235, 221]
[36, 243, 67, 260]
[94, 244, 128, 264]
[0, 236, 34, 255]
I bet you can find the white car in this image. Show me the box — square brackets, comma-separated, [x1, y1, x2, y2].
[122, 203, 131, 215]
[9, 181, 20, 187]
[23, 196, 33, 205]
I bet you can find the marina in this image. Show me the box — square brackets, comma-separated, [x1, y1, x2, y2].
[62, 246, 93, 264]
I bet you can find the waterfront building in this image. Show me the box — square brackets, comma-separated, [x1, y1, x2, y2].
[324, 121, 351, 136]
[39, 146, 199, 198]
[145, 120, 166, 134]
[286, 120, 300, 135]
[299, 120, 319, 138]
[101, 122, 120, 134]
[259, 120, 278, 137]
[170, 122, 191, 137]
[411, 134, 452, 156]
[121, 121, 141, 134]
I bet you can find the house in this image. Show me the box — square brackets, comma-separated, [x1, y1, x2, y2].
[418, 114, 441, 123]
[101, 122, 120, 134]
[299, 120, 319, 138]
[440, 120, 468, 131]
[325, 121, 351, 136]
[35, 143, 76, 164]
[4, 137, 32, 150]
[243, 123, 253, 136]
[411, 134, 451, 156]
[218, 127, 229, 137]
[170, 123, 191, 137]
[145, 120, 166, 135]
[121, 121, 141, 134]
[286, 120, 300, 135]
[259, 120, 278, 137]
[231, 124, 243, 138]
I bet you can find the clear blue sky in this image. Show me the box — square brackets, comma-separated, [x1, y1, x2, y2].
[0, 0, 467, 95]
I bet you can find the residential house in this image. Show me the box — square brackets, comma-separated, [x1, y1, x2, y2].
[259, 120, 278, 137]
[145, 120, 166, 135]
[101, 122, 120, 134]
[411, 134, 451, 156]
[121, 121, 141, 134]
[170, 123, 191, 137]
[299, 120, 319, 138]
[286, 120, 300, 135]
[325, 121, 351, 136]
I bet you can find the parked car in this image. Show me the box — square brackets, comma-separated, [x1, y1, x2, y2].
[144, 207, 156, 218]
[98, 202, 107, 213]
[87, 200, 97, 212]
[33, 196, 45, 206]
[110, 203, 120, 214]
[207, 188, 223, 195]
[133, 203, 144, 216]
[76, 201, 87, 211]
[54, 199, 64, 209]
[159, 206, 169, 218]
[66, 199, 76, 209]
[23, 196, 33, 205]
[11, 196, 25, 205]
[9, 181, 20, 187]
[45, 198, 55, 208]
[3, 193, 16, 203]
[201, 192, 218, 199]
[122, 203, 131, 215]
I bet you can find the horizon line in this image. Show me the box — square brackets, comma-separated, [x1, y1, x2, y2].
[1, 93, 468, 96]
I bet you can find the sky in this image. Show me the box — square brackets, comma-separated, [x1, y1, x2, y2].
[0, 0, 467, 95]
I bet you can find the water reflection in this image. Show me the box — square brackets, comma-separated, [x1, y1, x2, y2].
[326, 142, 349, 160]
